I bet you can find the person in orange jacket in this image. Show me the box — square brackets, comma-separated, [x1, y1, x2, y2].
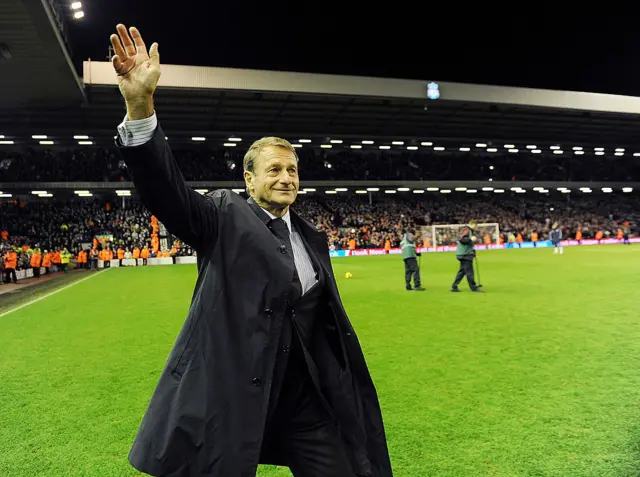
[30, 250, 42, 278]
[3, 248, 18, 284]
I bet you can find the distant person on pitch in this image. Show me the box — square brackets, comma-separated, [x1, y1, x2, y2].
[549, 224, 563, 254]
[401, 229, 425, 291]
[109, 24, 391, 477]
[451, 226, 483, 293]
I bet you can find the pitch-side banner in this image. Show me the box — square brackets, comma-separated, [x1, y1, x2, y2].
[328, 238, 639, 258]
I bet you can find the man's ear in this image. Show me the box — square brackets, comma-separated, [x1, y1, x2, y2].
[243, 170, 253, 195]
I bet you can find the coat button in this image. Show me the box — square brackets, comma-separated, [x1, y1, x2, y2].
[252, 377, 262, 386]
[280, 345, 290, 353]
[264, 308, 273, 316]
[280, 245, 287, 254]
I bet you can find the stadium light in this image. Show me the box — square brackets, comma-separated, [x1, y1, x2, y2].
[366, 187, 379, 191]
[594, 147, 604, 151]
[77, 193, 93, 197]
[614, 152, 624, 156]
[71, 1, 82, 9]
[362, 140, 374, 144]
[489, 166, 495, 170]
[303, 188, 316, 192]
[392, 141, 404, 145]
[73, 10, 84, 19]
[476, 143, 487, 147]
[459, 147, 470, 152]
[193, 189, 208, 194]
[508, 149, 519, 153]
[602, 188, 613, 193]
[39, 193, 53, 197]
[228, 137, 242, 142]
[466, 189, 478, 193]
[335, 188, 348, 192]
[553, 150, 563, 154]
[0, 193, 12, 198]
[595, 151, 605, 155]
[440, 189, 452, 194]
[320, 144, 332, 148]
[379, 145, 391, 150]
[504, 144, 515, 148]
[561, 189, 571, 193]
[223, 143, 237, 147]
[634, 153, 640, 157]
[579, 187, 590, 191]
[533, 187, 544, 191]
[413, 190, 425, 194]
[482, 187, 494, 191]
[350, 145, 362, 149]
[550, 146, 560, 150]
[355, 190, 368, 194]
[39, 140, 54, 145]
[574, 151, 584, 155]
[532, 149, 541, 154]
[32, 135, 47, 139]
[487, 148, 498, 152]
[31, 191, 47, 195]
[330, 139, 343, 144]
[433, 146, 445, 151]
[557, 187, 568, 191]
[73, 190, 90, 194]
[297, 190, 306, 194]
[516, 190, 526, 193]
[421, 142, 433, 146]
[539, 189, 549, 193]
[510, 187, 522, 191]
[573, 146, 583, 150]
[455, 187, 467, 191]
[622, 187, 633, 193]
[0, 135, 4, 139]
[397, 187, 410, 192]
[292, 144, 302, 148]
[526, 145, 537, 149]
[407, 146, 418, 150]
[298, 139, 311, 143]
[0, 140, 14, 145]
[73, 135, 89, 140]
[493, 189, 505, 193]
[581, 189, 592, 193]
[325, 190, 337, 194]
[385, 190, 397, 194]
[426, 187, 439, 191]
[615, 148, 625, 152]
[78, 141, 93, 145]
[191, 137, 205, 141]
[231, 189, 245, 193]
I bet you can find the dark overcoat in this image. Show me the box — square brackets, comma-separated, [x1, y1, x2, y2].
[117, 126, 393, 477]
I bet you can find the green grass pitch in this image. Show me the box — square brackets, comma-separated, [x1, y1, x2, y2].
[1, 246, 640, 477]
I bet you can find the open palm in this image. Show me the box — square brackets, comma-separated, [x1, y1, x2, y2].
[110, 24, 160, 103]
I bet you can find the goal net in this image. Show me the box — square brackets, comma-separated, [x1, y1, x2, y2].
[427, 223, 501, 247]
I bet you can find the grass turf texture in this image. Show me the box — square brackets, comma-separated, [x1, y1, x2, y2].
[1, 246, 640, 477]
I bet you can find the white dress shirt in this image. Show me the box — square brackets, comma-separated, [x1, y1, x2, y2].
[117, 113, 319, 294]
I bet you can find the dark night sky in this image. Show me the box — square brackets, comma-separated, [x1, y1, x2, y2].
[68, 2, 640, 96]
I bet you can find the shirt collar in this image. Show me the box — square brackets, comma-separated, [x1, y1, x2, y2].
[261, 207, 292, 234]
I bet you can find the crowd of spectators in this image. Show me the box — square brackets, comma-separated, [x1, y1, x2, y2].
[1, 194, 637, 276]
[2, 146, 640, 182]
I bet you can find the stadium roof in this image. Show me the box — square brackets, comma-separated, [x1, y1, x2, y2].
[3, 61, 640, 149]
[0, 0, 85, 109]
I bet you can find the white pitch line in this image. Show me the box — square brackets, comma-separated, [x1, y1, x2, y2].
[0, 270, 106, 319]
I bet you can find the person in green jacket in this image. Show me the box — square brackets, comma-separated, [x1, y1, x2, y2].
[60, 248, 72, 274]
[401, 229, 425, 291]
[451, 226, 483, 292]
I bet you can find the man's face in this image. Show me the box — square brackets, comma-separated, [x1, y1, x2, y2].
[244, 146, 299, 211]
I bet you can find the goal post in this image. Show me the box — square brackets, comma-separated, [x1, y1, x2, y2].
[429, 223, 501, 247]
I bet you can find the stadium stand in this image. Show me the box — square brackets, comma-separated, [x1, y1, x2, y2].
[1, 194, 637, 281]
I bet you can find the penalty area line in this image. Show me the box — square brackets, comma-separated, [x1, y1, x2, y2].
[0, 270, 107, 319]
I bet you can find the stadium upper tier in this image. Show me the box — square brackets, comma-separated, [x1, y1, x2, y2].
[1, 146, 639, 183]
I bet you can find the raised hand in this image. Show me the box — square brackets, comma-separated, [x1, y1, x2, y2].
[110, 24, 160, 120]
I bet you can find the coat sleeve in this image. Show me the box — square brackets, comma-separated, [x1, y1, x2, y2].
[116, 124, 218, 251]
